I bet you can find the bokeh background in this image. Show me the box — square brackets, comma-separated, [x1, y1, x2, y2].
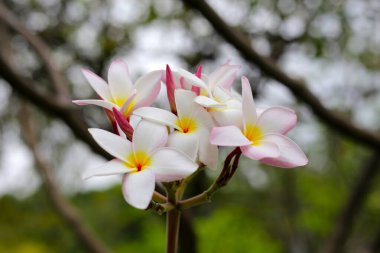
[0, 0, 379, 252]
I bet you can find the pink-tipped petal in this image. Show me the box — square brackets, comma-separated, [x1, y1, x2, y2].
[209, 63, 240, 90]
[210, 126, 251, 146]
[122, 169, 155, 209]
[257, 107, 297, 135]
[88, 128, 132, 163]
[150, 148, 198, 182]
[194, 96, 225, 108]
[240, 141, 280, 160]
[165, 65, 177, 113]
[195, 64, 203, 78]
[133, 107, 179, 130]
[241, 76, 257, 127]
[81, 69, 112, 101]
[112, 108, 134, 140]
[72, 99, 115, 111]
[132, 120, 168, 155]
[134, 70, 163, 108]
[168, 132, 199, 162]
[83, 159, 132, 179]
[108, 60, 134, 101]
[192, 65, 202, 95]
[260, 134, 308, 168]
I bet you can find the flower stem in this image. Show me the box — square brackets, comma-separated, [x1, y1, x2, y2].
[166, 208, 181, 253]
[165, 183, 181, 253]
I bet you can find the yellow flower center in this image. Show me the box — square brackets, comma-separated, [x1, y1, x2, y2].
[113, 97, 135, 117]
[243, 124, 263, 146]
[176, 116, 197, 134]
[126, 150, 151, 172]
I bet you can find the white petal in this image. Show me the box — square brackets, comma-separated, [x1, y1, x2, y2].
[257, 107, 297, 134]
[240, 141, 280, 160]
[175, 89, 197, 119]
[176, 90, 214, 129]
[81, 69, 112, 101]
[150, 148, 198, 182]
[260, 134, 308, 168]
[108, 60, 134, 101]
[83, 159, 132, 179]
[132, 120, 168, 155]
[122, 169, 155, 209]
[134, 70, 163, 108]
[72, 99, 116, 111]
[177, 68, 209, 91]
[168, 132, 199, 162]
[241, 76, 257, 126]
[194, 96, 225, 108]
[198, 128, 219, 170]
[212, 87, 234, 103]
[88, 128, 131, 162]
[210, 126, 251, 146]
[210, 109, 242, 128]
[133, 107, 179, 129]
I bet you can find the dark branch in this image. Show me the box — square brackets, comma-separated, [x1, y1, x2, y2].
[181, 0, 380, 150]
[0, 2, 69, 98]
[0, 37, 111, 159]
[320, 153, 380, 253]
[21, 105, 111, 253]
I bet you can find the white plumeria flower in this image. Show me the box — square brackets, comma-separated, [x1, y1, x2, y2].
[210, 77, 308, 168]
[84, 120, 198, 209]
[176, 63, 243, 128]
[133, 90, 218, 170]
[73, 59, 163, 117]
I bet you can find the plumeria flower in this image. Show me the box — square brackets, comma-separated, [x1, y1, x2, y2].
[73, 59, 163, 118]
[84, 120, 198, 209]
[210, 77, 308, 168]
[176, 62, 243, 128]
[133, 89, 218, 169]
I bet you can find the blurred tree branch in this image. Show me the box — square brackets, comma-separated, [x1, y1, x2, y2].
[320, 153, 380, 253]
[0, 2, 68, 98]
[0, 2, 111, 160]
[20, 104, 111, 253]
[181, 0, 380, 151]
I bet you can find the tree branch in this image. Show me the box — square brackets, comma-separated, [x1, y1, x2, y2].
[20, 105, 111, 253]
[0, 2, 69, 98]
[0, 43, 111, 160]
[181, 0, 380, 150]
[320, 152, 380, 253]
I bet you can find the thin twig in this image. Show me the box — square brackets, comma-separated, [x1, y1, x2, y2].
[20, 105, 111, 253]
[181, 0, 380, 150]
[179, 148, 242, 210]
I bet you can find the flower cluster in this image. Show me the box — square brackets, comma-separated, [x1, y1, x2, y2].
[74, 60, 308, 209]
